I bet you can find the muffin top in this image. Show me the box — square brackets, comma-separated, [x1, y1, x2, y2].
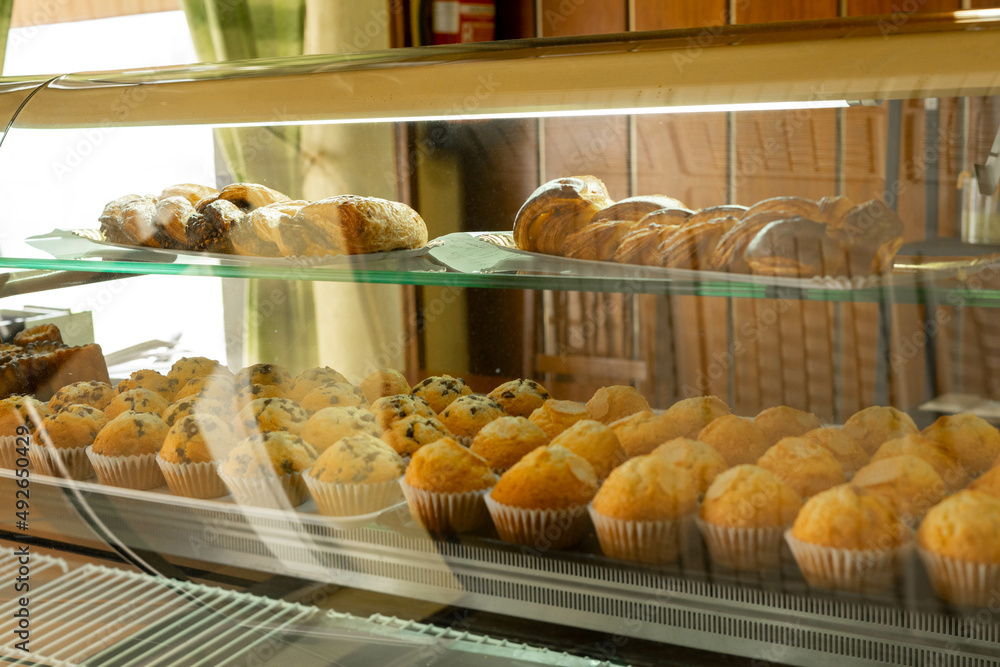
[237, 397, 309, 437]
[288, 366, 349, 402]
[757, 436, 845, 499]
[174, 374, 236, 403]
[918, 490, 1000, 563]
[116, 369, 176, 402]
[167, 356, 229, 387]
[235, 363, 293, 391]
[301, 406, 382, 453]
[490, 444, 598, 510]
[105, 388, 170, 420]
[697, 414, 768, 466]
[872, 433, 968, 491]
[664, 396, 730, 439]
[469, 416, 549, 472]
[37, 404, 108, 450]
[411, 374, 473, 413]
[300, 382, 368, 414]
[231, 383, 285, 413]
[359, 368, 410, 404]
[922, 413, 1000, 476]
[381, 413, 453, 456]
[487, 378, 550, 418]
[610, 411, 678, 458]
[586, 385, 651, 426]
[370, 394, 437, 430]
[754, 406, 822, 447]
[700, 465, 802, 529]
[404, 437, 496, 493]
[48, 380, 114, 413]
[850, 455, 946, 524]
[528, 399, 589, 440]
[652, 437, 728, 495]
[160, 413, 234, 464]
[0, 395, 51, 435]
[843, 405, 918, 455]
[307, 433, 404, 484]
[968, 465, 1000, 500]
[550, 419, 626, 480]
[221, 431, 317, 477]
[92, 411, 169, 457]
[161, 397, 230, 428]
[791, 484, 905, 551]
[802, 427, 869, 475]
[438, 394, 506, 440]
[593, 455, 697, 521]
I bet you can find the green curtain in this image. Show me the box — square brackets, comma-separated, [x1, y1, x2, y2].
[0, 0, 12, 73]
[181, 0, 318, 371]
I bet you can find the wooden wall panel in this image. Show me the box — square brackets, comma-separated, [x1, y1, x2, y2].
[848, 0, 959, 14]
[735, 1, 838, 23]
[634, 1, 727, 29]
[539, 0, 625, 36]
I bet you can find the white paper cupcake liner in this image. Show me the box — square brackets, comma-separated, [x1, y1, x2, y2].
[86, 446, 164, 490]
[399, 479, 492, 534]
[484, 495, 590, 551]
[156, 457, 227, 499]
[303, 473, 402, 516]
[28, 444, 93, 480]
[218, 470, 307, 508]
[918, 548, 1000, 608]
[785, 529, 910, 593]
[0, 435, 30, 470]
[588, 505, 689, 565]
[696, 518, 788, 571]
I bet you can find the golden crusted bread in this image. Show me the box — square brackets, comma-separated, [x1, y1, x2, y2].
[697, 415, 768, 466]
[235, 363, 293, 392]
[487, 378, 550, 418]
[469, 416, 549, 472]
[381, 413, 453, 456]
[438, 395, 506, 440]
[589, 196, 690, 225]
[754, 406, 822, 447]
[197, 182, 290, 212]
[36, 404, 107, 450]
[562, 220, 645, 261]
[359, 369, 410, 404]
[745, 217, 847, 277]
[287, 366, 349, 402]
[791, 484, 904, 550]
[160, 183, 217, 207]
[221, 432, 316, 477]
[48, 381, 114, 413]
[166, 357, 229, 387]
[757, 437, 845, 499]
[231, 383, 284, 413]
[585, 385, 651, 425]
[609, 410, 679, 457]
[850, 455, 946, 523]
[592, 455, 697, 521]
[700, 464, 802, 529]
[299, 382, 368, 414]
[0, 396, 50, 435]
[116, 369, 176, 402]
[918, 490, 1000, 563]
[161, 397, 230, 428]
[306, 433, 403, 484]
[843, 406, 918, 455]
[301, 406, 382, 453]
[871, 433, 968, 491]
[612, 220, 687, 265]
[160, 414, 234, 464]
[652, 438, 728, 495]
[922, 413, 1000, 476]
[411, 375, 473, 414]
[665, 395, 730, 439]
[513, 175, 613, 255]
[105, 388, 169, 420]
[236, 397, 308, 437]
[490, 444, 598, 510]
[370, 394, 437, 430]
[802, 427, 869, 475]
[528, 399, 589, 440]
[549, 419, 626, 480]
[92, 411, 169, 457]
[404, 437, 496, 493]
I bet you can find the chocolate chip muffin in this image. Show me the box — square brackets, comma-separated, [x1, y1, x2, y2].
[301, 406, 382, 453]
[236, 397, 309, 437]
[438, 394, 506, 442]
[487, 379, 550, 418]
[48, 381, 114, 413]
[411, 374, 473, 413]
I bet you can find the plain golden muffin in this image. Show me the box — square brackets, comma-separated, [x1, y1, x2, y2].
[802, 427, 869, 475]
[105, 388, 170, 420]
[161, 397, 230, 428]
[160, 414, 234, 464]
[851, 455, 946, 522]
[359, 369, 410, 404]
[697, 415, 769, 466]
[411, 374, 473, 413]
[230, 383, 285, 412]
[116, 369, 176, 402]
[92, 411, 169, 457]
[529, 399, 589, 440]
[843, 405, 918, 455]
[381, 413, 453, 456]
[287, 366, 350, 402]
[37, 404, 107, 450]
[700, 465, 802, 529]
[301, 406, 382, 452]
[404, 437, 496, 493]
[48, 380, 114, 413]
[307, 433, 404, 484]
[438, 395, 506, 440]
[470, 416, 549, 472]
[922, 412, 1000, 476]
[370, 394, 437, 430]
[665, 396, 730, 439]
[586, 385, 651, 425]
[235, 363, 293, 391]
[237, 397, 308, 436]
[592, 455, 697, 521]
[610, 411, 680, 458]
[167, 356, 229, 387]
[754, 406, 822, 447]
[300, 382, 368, 414]
[652, 438, 728, 495]
[550, 419, 626, 480]
[969, 464, 1000, 499]
[0, 396, 50, 434]
[174, 374, 236, 403]
[918, 490, 1000, 563]
[221, 431, 317, 477]
[791, 484, 904, 551]
[757, 437, 845, 499]
[487, 378, 550, 418]
[872, 433, 969, 491]
[490, 444, 599, 510]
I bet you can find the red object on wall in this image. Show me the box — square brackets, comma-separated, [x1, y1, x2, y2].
[432, 1, 496, 44]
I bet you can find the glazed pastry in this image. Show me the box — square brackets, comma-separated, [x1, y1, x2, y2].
[276, 195, 428, 257]
[817, 195, 855, 227]
[839, 199, 904, 275]
[613, 220, 686, 265]
[187, 199, 241, 254]
[118, 195, 161, 247]
[589, 196, 691, 225]
[513, 175, 613, 255]
[745, 217, 848, 277]
[562, 220, 645, 261]
[14, 324, 62, 347]
[196, 182, 290, 212]
[152, 196, 197, 249]
[655, 217, 739, 270]
[230, 200, 308, 257]
[742, 196, 821, 221]
[99, 194, 147, 244]
[680, 205, 748, 227]
[709, 210, 791, 273]
[160, 183, 218, 207]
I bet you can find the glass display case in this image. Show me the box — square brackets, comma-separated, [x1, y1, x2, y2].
[1, 10, 1000, 666]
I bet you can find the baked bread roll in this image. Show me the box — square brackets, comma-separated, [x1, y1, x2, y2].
[681, 205, 748, 226]
[153, 196, 197, 249]
[839, 199, 904, 275]
[656, 217, 739, 270]
[99, 194, 149, 245]
[612, 209, 693, 265]
[230, 200, 308, 257]
[196, 182, 290, 213]
[160, 183, 218, 207]
[513, 175, 613, 255]
[118, 195, 161, 247]
[745, 217, 848, 277]
[275, 195, 428, 257]
[742, 196, 820, 221]
[562, 220, 644, 261]
[588, 196, 691, 225]
[709, 210, 790, 273]
[817, 195, 855, 227]
[187, 199, 242, 254]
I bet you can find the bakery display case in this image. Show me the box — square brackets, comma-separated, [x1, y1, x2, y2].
[3, 9, 1000, 667]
